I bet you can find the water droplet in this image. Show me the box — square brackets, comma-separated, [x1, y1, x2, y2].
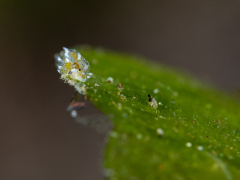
[117, 103, 122, 110]
[104, 168, 115, 177]
[154, 88, 159, 93]
[173, 91, 178, 97]
[136, 133, 142, 139]
[122, 113, 128, 118]
[186, 142, 192, 147]
[71, 110, 77, 118]
[107, 77, 113, 83]
[156, 128, 164, 136]
[197, 146, 204, 151]
[110, 131, 118, 138]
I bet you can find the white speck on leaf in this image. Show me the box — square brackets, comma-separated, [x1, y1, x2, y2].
[156, 128, 164, 136]
[197, 146, 204, 151]
[154, 88, 159, 93]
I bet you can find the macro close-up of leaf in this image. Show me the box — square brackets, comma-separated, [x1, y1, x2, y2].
[2, 1, 240, 179]
[56, 46, 240, 180]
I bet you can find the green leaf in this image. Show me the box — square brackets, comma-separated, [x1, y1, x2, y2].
[61, 46, 240, 180]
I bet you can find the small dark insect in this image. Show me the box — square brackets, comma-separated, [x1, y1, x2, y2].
[68, 71, 72, 74]
[148, 94, 152, 102]
[206, 136, 209, 139]
[79, 69, 81, 71]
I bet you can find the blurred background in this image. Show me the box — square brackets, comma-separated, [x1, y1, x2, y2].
[1, 0, 240, 179]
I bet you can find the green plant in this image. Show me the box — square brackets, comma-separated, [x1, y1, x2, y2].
[56, 46, 240, 180]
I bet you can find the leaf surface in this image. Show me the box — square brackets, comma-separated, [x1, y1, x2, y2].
[72, 46, 240, 180]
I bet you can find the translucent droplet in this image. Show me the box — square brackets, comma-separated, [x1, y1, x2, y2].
[107, 77, 113, 83]
[71, 110, 77, 118]
[156, 128, 164, 136]
[136, 133, 142, 139]
[186, 142, 192, 147]
[117, 103, 122, 110]
[122, 113, 128, 118]
[154, 88, 159, 93]
[110, 131, 118, 138]
[197, 146, 204, 151]
[104, 168, 115, 177]
[173, 91, 178, 97]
